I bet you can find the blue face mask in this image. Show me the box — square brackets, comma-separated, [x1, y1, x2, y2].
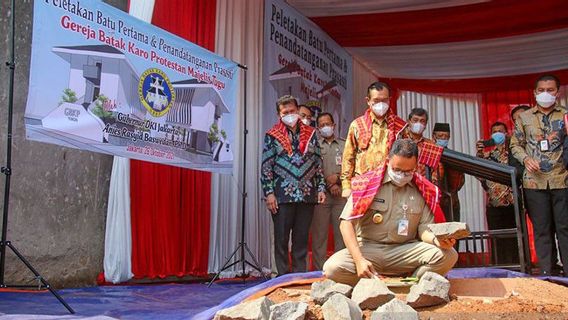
[491, 132, 506, 145]
[436, 139, 449, 148]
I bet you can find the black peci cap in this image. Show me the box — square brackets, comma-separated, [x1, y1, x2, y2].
[433, 123, 450, 133]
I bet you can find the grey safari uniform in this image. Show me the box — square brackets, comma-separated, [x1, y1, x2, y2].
[311, 137, 347, 270]
[323, 174, 458, 286]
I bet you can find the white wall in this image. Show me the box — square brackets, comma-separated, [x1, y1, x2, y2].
[68, 55, 88, 101]
[351, 58, 378, 118]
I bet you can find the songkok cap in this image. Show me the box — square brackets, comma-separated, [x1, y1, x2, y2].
[433, 123, 450, 132]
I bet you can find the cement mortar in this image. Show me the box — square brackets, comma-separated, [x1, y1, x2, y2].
[0, 0, 127, 288]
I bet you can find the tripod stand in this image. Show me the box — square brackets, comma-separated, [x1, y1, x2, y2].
[207, 64, 267, 287]
[0, 0, 74, 314]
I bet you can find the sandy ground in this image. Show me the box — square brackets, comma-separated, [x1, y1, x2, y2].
[263, 278, 568, 320]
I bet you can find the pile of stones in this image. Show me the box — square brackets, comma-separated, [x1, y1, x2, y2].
[214, 271, 451, 320]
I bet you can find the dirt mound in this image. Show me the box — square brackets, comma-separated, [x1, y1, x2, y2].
[263, 278, 568, 320]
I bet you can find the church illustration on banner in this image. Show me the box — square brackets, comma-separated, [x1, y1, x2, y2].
[33, 44, 233, 163]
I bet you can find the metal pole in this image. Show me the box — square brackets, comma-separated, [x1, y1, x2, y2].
[239, 63, 248, 277]
[511, 171, 527, 273]
[0, 0, 16, 285]
[0, 1, 74, 313]
[207, 63, 268, 287]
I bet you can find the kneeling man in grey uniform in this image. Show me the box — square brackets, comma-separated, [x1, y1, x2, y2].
[324, 139, 458, 286]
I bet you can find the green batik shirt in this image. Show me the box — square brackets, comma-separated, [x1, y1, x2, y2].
[510, 104, 568, 190]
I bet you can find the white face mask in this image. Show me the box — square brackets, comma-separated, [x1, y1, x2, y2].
[371, 102, 389, 117]
[410, 122, 426, 135]
[387, 166, 414, 187]
[535, 92, 557, 109]
[301, 118, 311, 126]
[319, 126, 334, 138]
[281, 113, 299, 127]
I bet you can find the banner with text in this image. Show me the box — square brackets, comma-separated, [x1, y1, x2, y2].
[25, 0, 238, 174]
[263, 0, 353, 137]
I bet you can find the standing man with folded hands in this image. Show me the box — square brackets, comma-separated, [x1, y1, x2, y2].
[341, 82, 406, 198]
[261, 95, 326, 276]
[510, 74, 568, 277]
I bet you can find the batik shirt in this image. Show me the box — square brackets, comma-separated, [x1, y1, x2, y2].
[479, 145, 514, 207]
[261, 127, 325, 204]
[341, 112, 390, 190]
[510, 105, 568, 190]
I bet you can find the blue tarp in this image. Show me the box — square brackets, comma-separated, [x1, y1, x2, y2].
[0, 269, 566, 320]
[0, 279, 264, 320]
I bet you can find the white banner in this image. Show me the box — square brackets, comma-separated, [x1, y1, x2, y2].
[262, 0, 353, 136]
[25, 0, 239, 174]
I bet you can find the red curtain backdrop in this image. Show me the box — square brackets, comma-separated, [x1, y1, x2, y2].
[130, 0, 217, 279]
[480, 89, 534, 139]
[380, 70, 568, 138]
[311, 0, 568, 47]
[385, 69, 568, 95]
[151, 0, 217, 49]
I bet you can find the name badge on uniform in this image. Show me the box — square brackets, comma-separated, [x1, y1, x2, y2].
[398, 219, 409, 236]
[335, 155, 342, 165]
[539, 139, 550, 152]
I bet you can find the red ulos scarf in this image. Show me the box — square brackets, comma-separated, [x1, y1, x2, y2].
[348, 161, 446, 223]
[356, 109, 443, 168]
[267, 121, 315, 156]
[354, 109, 407, 150]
